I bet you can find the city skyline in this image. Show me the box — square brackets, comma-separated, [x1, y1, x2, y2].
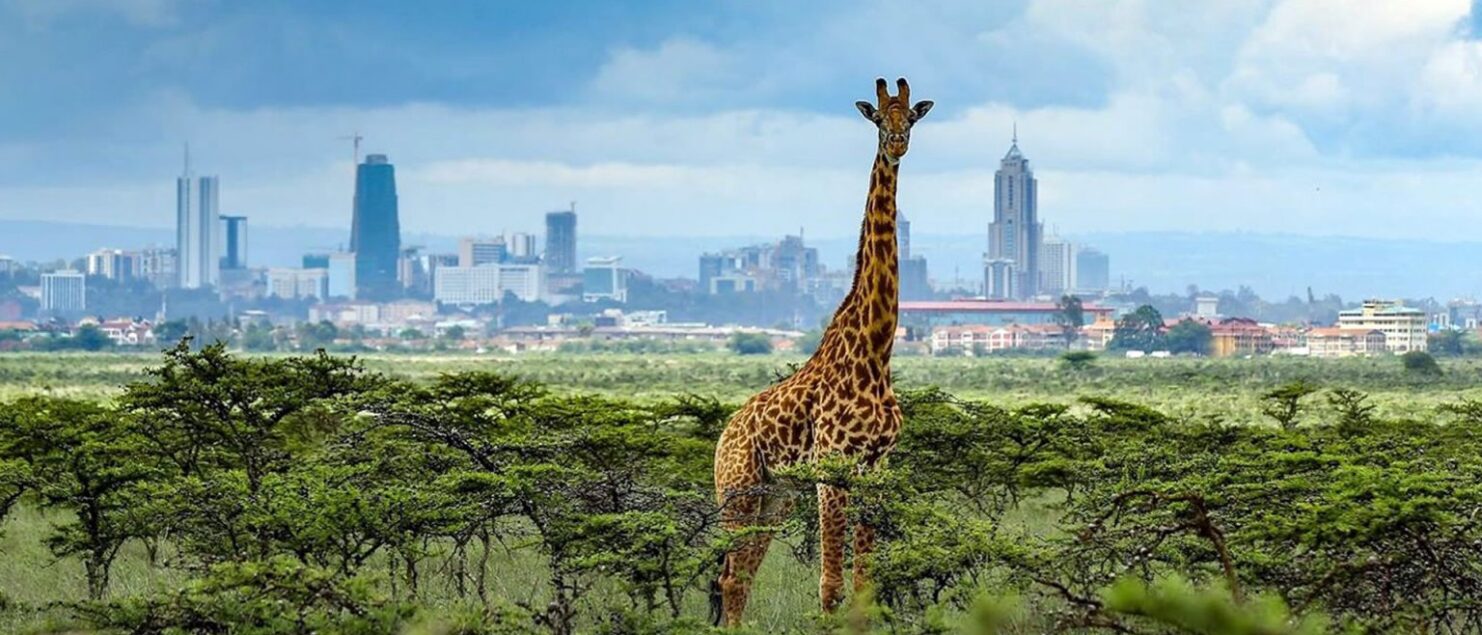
[4, 2, 1482, 244]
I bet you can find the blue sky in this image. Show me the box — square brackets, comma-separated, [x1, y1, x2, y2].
[3, 0, 1482, 242]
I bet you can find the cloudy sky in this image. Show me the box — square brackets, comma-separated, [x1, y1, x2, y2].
[3, 0, 1482, 243]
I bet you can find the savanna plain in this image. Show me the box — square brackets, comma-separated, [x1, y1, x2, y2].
[0, 349, 1479, 634]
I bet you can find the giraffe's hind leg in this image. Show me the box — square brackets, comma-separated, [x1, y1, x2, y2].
[818, 482, 849, 613]
[715, 423, 771, 627]
[716, 499, 772, 628]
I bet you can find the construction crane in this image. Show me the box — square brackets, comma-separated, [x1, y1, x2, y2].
[336, 132, 363, 167]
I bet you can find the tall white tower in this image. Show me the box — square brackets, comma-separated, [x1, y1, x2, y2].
[986, 127, 1042, 299]
[176, 146, 220, 289]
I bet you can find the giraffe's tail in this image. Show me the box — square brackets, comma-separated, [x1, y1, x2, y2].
[709, 549, 728, 626]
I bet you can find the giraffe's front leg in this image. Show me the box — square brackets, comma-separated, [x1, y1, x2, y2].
[817, 482, 848, 613]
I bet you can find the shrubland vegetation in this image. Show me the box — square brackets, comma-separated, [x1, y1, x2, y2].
[0, 344, 1479, 633]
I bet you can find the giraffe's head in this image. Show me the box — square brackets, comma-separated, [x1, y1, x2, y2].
[856, 77, 932, 162]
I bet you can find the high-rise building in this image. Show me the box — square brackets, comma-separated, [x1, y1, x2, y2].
[544, 207, 577, 274]
[582, 256, 628, 303]
[901, 257, 930, 301]
[507, 232, 538, 261]
[899, 212, 913, 260]
[986, 132, 1041, 299]
[134, 247, 177, 289]
[220, 215, 248, 270]
[898, 211, 930, 300]
[459, 237, 507, 267]
[1040, 236, 1075, 296]
[176, 154, 220, 289]
[41, 270, 86, 313]
[350, 154, 400, 300]
[86, 249, 136, 281]
[1074, 248, 1110, 294]
[698, 254, 725, 293]
[398, 246, 428, 293]
[327, 252, 357, 299]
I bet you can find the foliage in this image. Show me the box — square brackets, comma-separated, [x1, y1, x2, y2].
[1401, 350, 1441, 376]
[727, 332, 773, 355]
[1053, 295, 1084, 346]
[1058, 350, 1096, 370]
[1260, 380, 1317, 430]
[6, 347, 1482, 632]
[1427, 329, 1482, 357]
[1164, 319, 1213, 356]
[1109, 304, 1165, 352]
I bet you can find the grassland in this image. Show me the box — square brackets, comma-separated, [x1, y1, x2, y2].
[3, 350, 1480, 425]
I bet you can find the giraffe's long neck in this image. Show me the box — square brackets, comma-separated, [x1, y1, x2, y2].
[818, 152, 899, 365]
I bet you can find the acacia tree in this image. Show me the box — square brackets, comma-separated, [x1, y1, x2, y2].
[1261, 380, 1318, 429]
[0, 397, 160, 599]
[120, 340, 377, 493]
[1054, 294, 1086, 347]
[1109, 305, 1165, 352]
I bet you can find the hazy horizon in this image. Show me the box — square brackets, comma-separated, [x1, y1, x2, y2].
[5, 1, 1482, 247]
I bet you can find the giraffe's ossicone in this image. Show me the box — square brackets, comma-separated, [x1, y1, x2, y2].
[712, 77, 933, 628]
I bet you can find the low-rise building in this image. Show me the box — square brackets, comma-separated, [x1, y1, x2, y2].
[267, 268, 329, 300]
[903, 300, 1115, 329]
[1307, 327, 1386, 358]
[1080, 316, 1117, 350]
[435, 263, 544, 305]
[1209, 318, 1274, 357]
[1337, 299, 1427, 353]
[929, 323, 1067, 355]
[94, 318, 154, 346]
[309, 302, 381, 326]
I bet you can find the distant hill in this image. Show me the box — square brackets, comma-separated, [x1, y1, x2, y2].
[2, 219, 1478, 300]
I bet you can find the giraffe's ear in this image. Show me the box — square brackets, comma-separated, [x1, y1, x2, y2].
[910, 100, 934, 121]
[855, 101, 878, 122]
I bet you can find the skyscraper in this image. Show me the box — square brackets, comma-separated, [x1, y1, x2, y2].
[350, 154, 401, 300]
[1075, 247, 1110, 293]
[220, 215, 248, 270]
[1040, 235, 1075, 295]
[545, 206, 577, 274]
[176, 151, 220, 289]
[898, 211, 931, 300]
[986, 131, 1041, 299]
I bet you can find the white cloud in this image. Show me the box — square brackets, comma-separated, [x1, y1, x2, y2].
[587, 37, 745, 106]
[7, 0, 1482, 253]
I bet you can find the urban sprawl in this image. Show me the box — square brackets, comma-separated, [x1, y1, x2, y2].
[0, 139, 1456, 358]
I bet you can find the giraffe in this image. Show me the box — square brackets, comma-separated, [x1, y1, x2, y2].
[712, 77, 932, 627]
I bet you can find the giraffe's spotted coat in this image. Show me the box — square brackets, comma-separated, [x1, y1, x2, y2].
[713, 77, 933, 627]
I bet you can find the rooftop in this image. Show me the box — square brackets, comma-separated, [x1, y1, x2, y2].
[902, 300, 1112, 313]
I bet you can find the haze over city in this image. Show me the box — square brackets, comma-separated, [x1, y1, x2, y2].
[5, 0, 1482, 245]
